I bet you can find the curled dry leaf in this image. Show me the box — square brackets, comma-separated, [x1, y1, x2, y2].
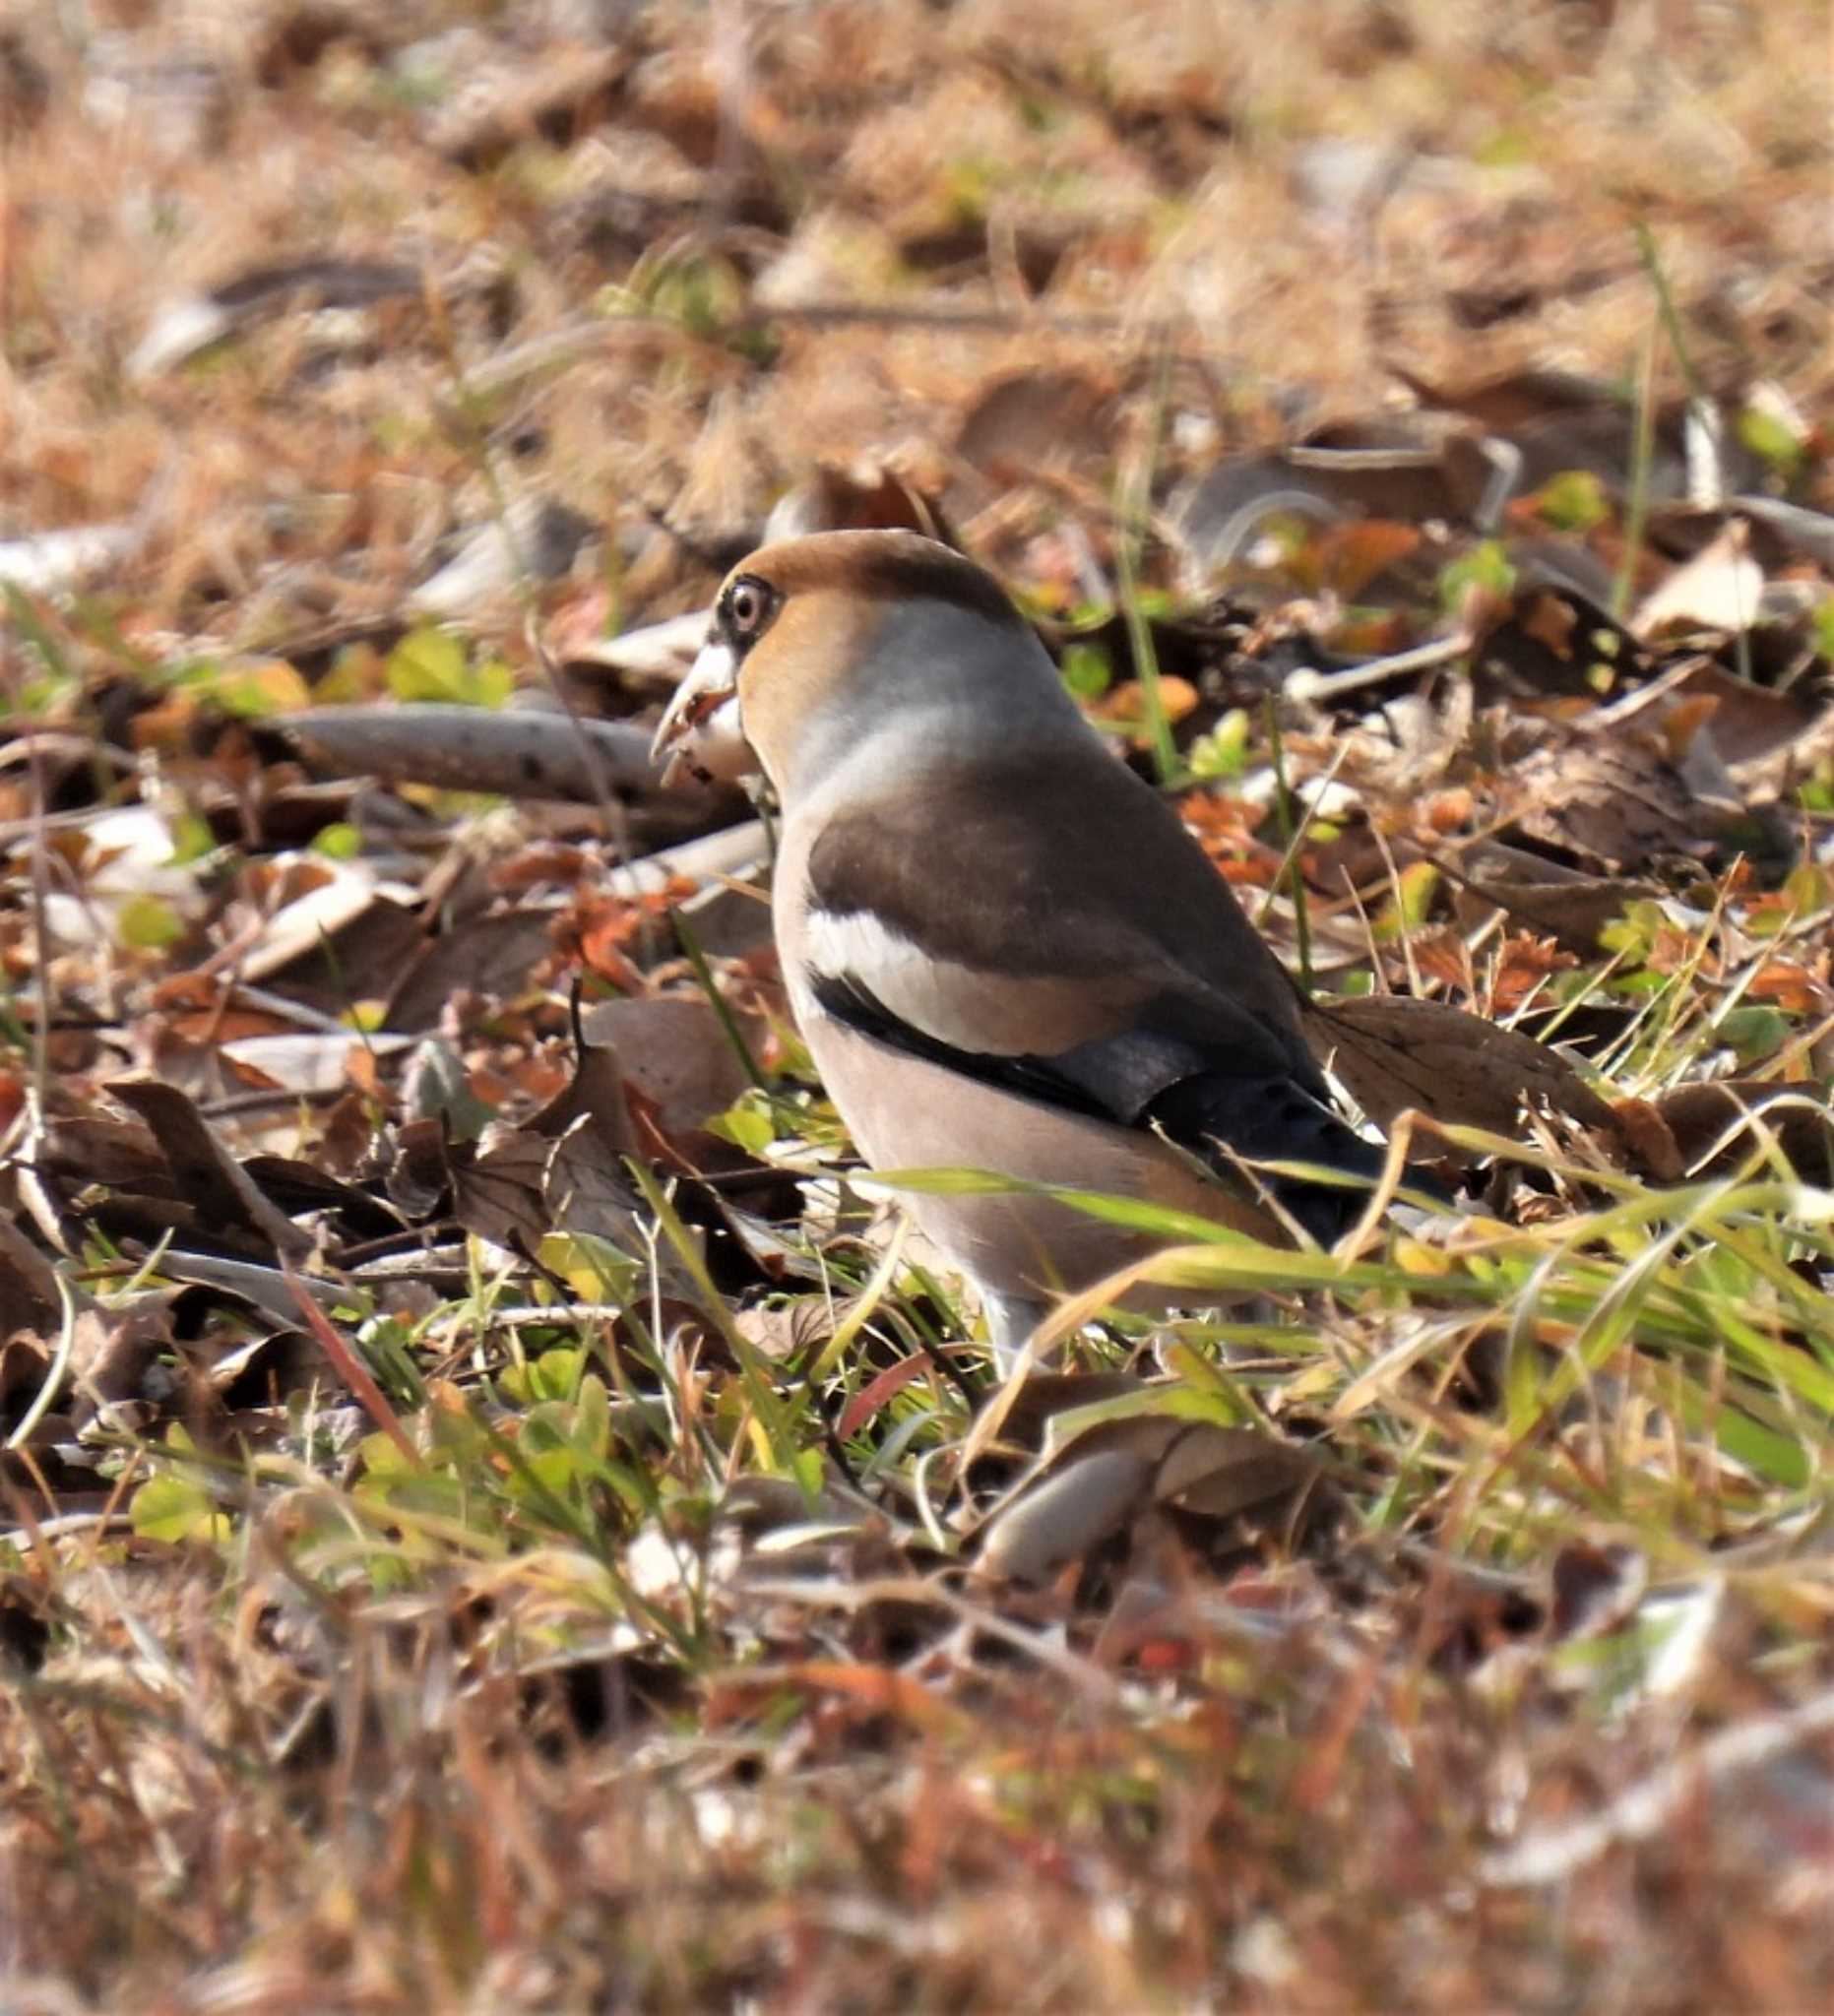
[220, 1031, 414, 1096]
[1304, 992, 1616, 1142]
[128, 256, 425, 380]
[452, 1035, 637, 1246]
[1172, 446, 1463, 575]
[1449, 839, 1660, 952]
[762, 461, 954, 545]
[1648, 1080, 1834, 1182]
[446, 1037, 700, 1294]
[579, 996, 756, 1140]
[424, 44, 629, 169]
[1549, 1542, 1649, 1644]
[732, 1299, 840, 1364]
[0, 1212, 68, 1331]
[976, 1446, 1154, 1586]
[1504, 731, 1719, 872]
[1630, 521, 1764, 641]
[105, 1078, 314, 1260]
[66, 1295, 179, 1433]
[977, 1407, 1322, 1587]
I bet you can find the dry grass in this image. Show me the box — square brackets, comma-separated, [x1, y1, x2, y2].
[3, 3, 1833, 2010]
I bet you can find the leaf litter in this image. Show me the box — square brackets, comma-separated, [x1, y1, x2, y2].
[1, 2, 1832, 2009]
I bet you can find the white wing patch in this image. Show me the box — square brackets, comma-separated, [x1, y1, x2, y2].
[799, 905, 1018, 1055]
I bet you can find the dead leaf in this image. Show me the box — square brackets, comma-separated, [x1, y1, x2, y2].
[1305, 993, 1616, 1140]
[1505, 732, 1715, 871]
[0, 1213, 66, 1337]
[976, 1446, 1154, 1585]
[977, 1399, 1322, 1587]
[1471, 584, 1650, 702]
[579, 995, 756, 1139]
[1549, 1542, 1648, 1643]
[105, 1079, 313, 1260]
[449, 1125, 549, 1251]
[1631, 521, 1763, 639]
[1648, 1081, 1834, 1181]
[1317, 520, 1422, 599]
[1450, 840, 1661, 952]
[385, 910, 560, 1034]
[1607, 1097, 1684, 1181]
[734, 1299, 841, 1366]
[762, 462, 953, 545]
[953, 368, 1117, 486]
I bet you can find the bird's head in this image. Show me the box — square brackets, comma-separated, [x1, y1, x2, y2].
[650, 530, 1051, 798]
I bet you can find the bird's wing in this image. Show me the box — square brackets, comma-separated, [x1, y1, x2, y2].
[791, 751, 1383, 1240]
[798, 749, 1317, 1073]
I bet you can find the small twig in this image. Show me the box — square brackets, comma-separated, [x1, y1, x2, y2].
[4, 1270, 79, 1454]
[1612, 318, 1659, 621]
[285, 1261, 421, 1470]
[1260, 698, 1314, 993]
[1287, 629, 1472, 704]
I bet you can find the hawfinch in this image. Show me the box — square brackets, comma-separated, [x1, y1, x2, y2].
[651, 531, 1389, 1357]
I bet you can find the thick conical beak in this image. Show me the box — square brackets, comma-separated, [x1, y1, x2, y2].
[649, 637, 752, 787]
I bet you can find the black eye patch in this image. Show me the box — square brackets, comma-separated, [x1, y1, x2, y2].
[721, 575, 780, 649]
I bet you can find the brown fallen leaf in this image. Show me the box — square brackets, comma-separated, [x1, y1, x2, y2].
[1470, 581, 1651, 701]
[976, 1400, 1322, 1587]
[975, 1445, 1155, 1586]
[105, 1079, 314, 1260]
[579, 995, 758, 1140]
[1610, 656, 1822, 776]
[385, 910, 560, 1035]
[952, 367, 1117, 491]
[0, 1212, 67, 1337]
[1631, 520, 1763, 640]
[1648, 1081, 1834, 1181]
[1606, 1097, 1684, 1181]
[1446, 839, 1661, 952]
[1304, 992, 1616, 1141]
[1504, 731, 1715, 871]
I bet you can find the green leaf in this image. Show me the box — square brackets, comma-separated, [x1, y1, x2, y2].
[164, 811, 218, 866]
[116, 893, 185, 950]
[388, 626, 474, 703]
[709, 1094, 776, 1156]
[131, 1473, 229, 1544]
[1736, 404, 1802, 476]
[311, 821, 363, 860]
[1188, 709, 1249, 780]
[1372, 861, 1440, 939]
[388, 625, 466, 698]
[1438, 539, 1516, 613]
[1532, 469, 1611, 533]
[1717, 1005, 1791, 1064]
[1060, 641, 1113, 699]
[519, 1348, 587, 1406]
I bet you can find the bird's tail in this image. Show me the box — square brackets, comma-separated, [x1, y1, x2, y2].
[1144, 1072, 1413, 1247]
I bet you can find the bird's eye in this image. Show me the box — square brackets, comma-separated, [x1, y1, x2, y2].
[725, 576, 775, 642]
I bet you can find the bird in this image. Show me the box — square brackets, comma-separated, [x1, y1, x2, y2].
[650, 528, 1394, 1362]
